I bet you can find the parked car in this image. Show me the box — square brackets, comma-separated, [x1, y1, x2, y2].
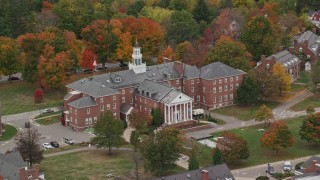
[283, 161, 292, 172]
[267, 165, 276, 175]
[63, 137, 74, 145]
[50, 141, 60, 148]
[43, 143, 53, 149]
[8, 76, 20, 81]
[42, 108, 54, 114]
[24, 122, 31, 128]
[257, 129, 265, 132]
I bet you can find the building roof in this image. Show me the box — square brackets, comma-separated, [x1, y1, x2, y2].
[156, 163, 235, 180]
[184, 64, 200, 79]
[68, 96, 97, 108]
[296, 30, 320, 53]
[120, 104, 133, 114]
[200, 62, 245, 79]
[136, 80, 174, 102]
[301, 156, 320, 169]
[266, 50, 301, 68]
[0, 152, 27, 168]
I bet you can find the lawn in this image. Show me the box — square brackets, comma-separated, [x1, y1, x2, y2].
[290, 83, 307, 93]
[296, 70, 309, 84]
[35, 115, 61, 126]
[290, 94, 320, 111]
[210, 116, 320, 169]
[0, 81, 64, 115]
[0, 124, 17, 141]
[212, 101, 280, 121]
[40, 150, 185, 179]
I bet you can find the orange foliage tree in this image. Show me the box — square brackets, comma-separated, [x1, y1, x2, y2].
[129, 110, 153, 132]
[158, 46, 175, 64]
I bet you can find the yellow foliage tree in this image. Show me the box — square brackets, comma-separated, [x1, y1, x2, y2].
[272, 63, 292, 96]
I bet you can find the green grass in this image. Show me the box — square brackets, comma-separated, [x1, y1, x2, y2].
[0, 124, 17, 141]
[290, 94, 320, 111]
[34, 111, 62, 119]
[216, 119, 226, 125]
[41, 150, 186, 179]
[212, 101, 280, 121]
[296, 70, 309, 84]
[290, 83, 307, 93]
[210, 116, 320, 169]
[43, 144, 84, 154]
[0, 81, 64, 115]
[35, 115, 61, 126]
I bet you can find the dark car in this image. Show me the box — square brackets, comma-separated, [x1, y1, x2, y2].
[63, 137, 74, 145]
[50, 141, 60, 148]
[119, 61, 128, 68]
[24, 122, 31, 128]
[267, 166, 276, 175]
[8, 76, 20, 81]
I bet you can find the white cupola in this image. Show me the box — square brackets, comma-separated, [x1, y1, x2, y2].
[129, 41, 146, 74]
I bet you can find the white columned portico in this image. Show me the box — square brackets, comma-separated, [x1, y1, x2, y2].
[168, 105, 170, 124]
[175, 104, 177, 123]
[189, 102, 193, 119]
[164, 104, 167, 123]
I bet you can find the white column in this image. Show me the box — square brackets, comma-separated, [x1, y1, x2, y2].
[164, 104, 167, 124]
[190, 101, 193, 120]
[168, 105, 171, 124]
[171, 105, 174, 124]
[183, 103, 186, 121]
[175, 104, 177, 123]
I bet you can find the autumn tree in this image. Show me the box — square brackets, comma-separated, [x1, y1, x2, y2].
[255, 104, 274, 125]
[34, 88, 44, 104]
[260, 121, 294, 154]
[140, 6, 173, 24]
[158, 46, 176, 64]
[129, 110, 153, 132]
[169, 0, 195, 11]
[193, 0, 209, 22]
[175, 41, 192, 61]
[81, 48, 95, 70]
[142, 127, 181, 176]
[272, 63, 292, 96]
[14, 128, 43, 166]
[299, 112, 320, 144]
[212, 147, 224, 165]
[250, 69, 279, 97]
[236, 77, 261, 105]
[309, 60, 320, 93]
[216, 132, 249, 164]
[130, 130, 140, 151]
[167, 10, 199, 44]
[92, 111, 124, 155]
[232, 0, 256, 8]
[240, 16, 274, 61]
[127, 0, 145, 17]
[0, 36, 21, 77]
[205, 35, 252, 72]
[306, 105, 315, 115]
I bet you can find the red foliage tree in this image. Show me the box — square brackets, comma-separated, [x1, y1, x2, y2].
[129, 110, 153, 132]
[81, 48, 95, 70]
[34, 88, 44, 104]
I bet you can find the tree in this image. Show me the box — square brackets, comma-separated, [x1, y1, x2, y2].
[142, 127, 181, 175]
[240, 16, 274, 61]
[272, 63, 292, 96]
[14, 128, 43, 166]
[34, 88, 44, 104]
[129, 110, 153, 132]
[158, 46, 176, 64]
[205, 35, 252, 72]
[250, 69, 279, 97]
[151, 108, 164, 127]
[127, 0, 145, 17]
[236, 77, 261, 105]
[212, 147, 224, 165]
[140, 6, 173, 24]
[130, 130, 140, 151]
[216, 132, 249, 164]
[306, 105, 315, 115]
[260, 121, 294, 154]
[299, 112, 320, 144]
[232, 0, 256, 8]
[81, 48, 95, 70]
[167, 10, 199, 44]
[188, 149, 199, 170]
[309, 60, 320, 93]
[169, 0, 195, 11]
[92, 111, 125, 155]
[131, 150, 143, 180]
[255, 104, 274, 125]
[193, 0, 209, 23]
[0, 36, 21, 77]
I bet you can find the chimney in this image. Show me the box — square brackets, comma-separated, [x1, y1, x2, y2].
[201, 170, 209, 180]
[312, 27, 317, 34]
[278, 46, 284, 52]
[289, 47, 294, 53]
[174, 61, 184, 76]
[163, 57, 171, 63]
[302, 27, 306, 33]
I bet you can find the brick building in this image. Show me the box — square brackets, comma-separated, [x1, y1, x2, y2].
[63, 43, 245, 131]
[309, 10, 320, 27]
[256, 50, 301, 81]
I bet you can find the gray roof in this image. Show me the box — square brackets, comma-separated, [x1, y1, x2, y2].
[0, 152, 27, 168]
[200, 62, 245, 79]
[136, 80, 174, 101]
[120, 104, 133, 114]
[296, 30, 320, 53]
[68, 96, 97, 108]
[161, 89, 181, 104]
[301, 156, 320, 169]
[156, 163, 235, 180]
[184, 64, 200, 79]
[266, 50, 301, 68]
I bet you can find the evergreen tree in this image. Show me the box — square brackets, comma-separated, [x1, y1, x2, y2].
[151, 108, 163, 127]
[212, 148, 224, 165]
[130, 130, 140, 151]
[193, 0, 209, 23]
[236, 77, 261, 105]
[188, 150, 200, 170]
[127, 1, 145, 17]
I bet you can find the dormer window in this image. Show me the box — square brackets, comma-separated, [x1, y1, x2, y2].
[307, 55, 310, 59]
[266, 63, 270, 69]
[115, 77, 121, 82]
[299, 47, 302, 52]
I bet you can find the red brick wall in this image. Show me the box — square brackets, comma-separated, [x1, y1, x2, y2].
[134, 93, 159, 114]
[183, 78, 201, 106]
[293, 40, 318, 62]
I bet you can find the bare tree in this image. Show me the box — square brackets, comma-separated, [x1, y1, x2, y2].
[14, 128, 43, 166]
[132, 150, 143, 180]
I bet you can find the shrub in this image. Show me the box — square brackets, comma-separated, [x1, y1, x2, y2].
[140, 127, 152, 134]
[272, 172, 294, 179]
[256, 176, 269, 180]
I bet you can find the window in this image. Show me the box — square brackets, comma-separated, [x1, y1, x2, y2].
[219, 79, 222, 84]
[203, 87, 206, 93]
[230, 94, 233, 100]
[135, 95, 137, 100]
[224, 95, 228, 101]
[213, 87, 216, 93]
[219, 96, 222, 102]
[145, 107, 147, 111]
[107, 104, 110, 110]
[219, 86, 222, 92]
[236, 76, 239, 81]
[115, 77, 121, 82]
[197, 79, 199, 83]
[71, 117, 73, 122]
[144, 99, 147, 104]
[230, 84, 233, 90]
[213, 80, 216, 85]
[130, 98, 133, 104]
[299, 47, 302, 52]
[100, 105, 104, 111]
[113, 103, 116, 109]
[176, 80, 179, 85]
[154, 102, 157, 107]
[130, 88, 133, 93]
[203, 96, 206, 102]
[74, 118, 77, 124]
[224, 78, 227, 83]
[140, 105, 142, 111]
[94, 117, 97, 123]
[192, 96, 194, 100]
[140, 97, 142, 102]
[87, 108, 90, 114]
[266, 63, 270, 69]
[113, 112, 116, 117]
[224, 85, 228, 91]
[230, 77, 233, 82]
[70, 107, 72, 113]
[122, 89, 125, 94]
[213, 97, 216, 103]
[191, 87, 194, 93]
[122, 97, 125, 103]
[307, 54, 310, 59]
[100, 98, 103, 103]
[113, 95, 116, 100]
[75, 109, 77, 116]
[197, 95, 200, 102]
[85, 118, 88, 125]
[191, 80, 194, 84]
[89, 118, 92, 124]
[236, 83, 239, 89]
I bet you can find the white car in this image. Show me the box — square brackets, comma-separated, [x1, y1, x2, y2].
[283, 161, 292, 172]
[43, 143, 53, 149]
